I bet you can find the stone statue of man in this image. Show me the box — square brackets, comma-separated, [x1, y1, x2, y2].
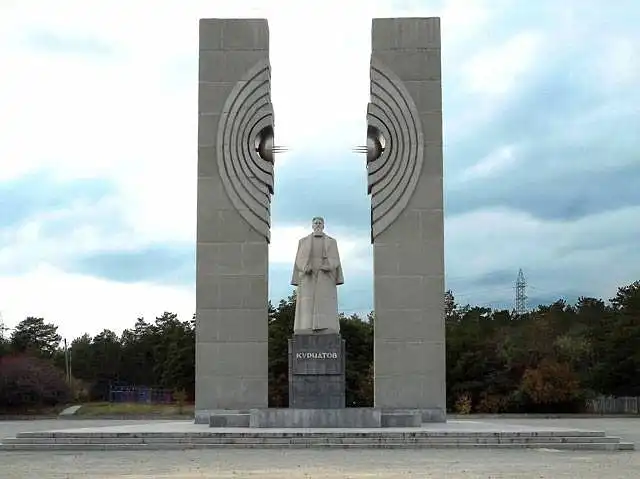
[291, 217, 344, 334]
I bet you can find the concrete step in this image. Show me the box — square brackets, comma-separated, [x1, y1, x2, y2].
[0, 441, 633, 451]
[1, 430, 633, 451]
[14, 430, 609, 439]
[1, 435, 623, 445]
[2, 427, 633, 452]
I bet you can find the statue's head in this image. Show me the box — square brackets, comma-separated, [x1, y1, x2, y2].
[311, 216, 325, 235]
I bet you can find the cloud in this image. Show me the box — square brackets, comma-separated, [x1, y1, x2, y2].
[442, 1, 640, 224]
[447, 161, 640, 221]
[445, 205, 640, 310]
[23, 31, 115, 56]
[0, 171, 114, 231]
[0, 0, 638, 339]
[67, 243, 194, 285]
[0, 265, 194, 340]
[462, 31, 545, 98]
[455, 146, 518, 183]
[273, 151, 370, 234]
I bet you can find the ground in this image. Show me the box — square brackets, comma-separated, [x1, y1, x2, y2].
[0, 417, 638, 478]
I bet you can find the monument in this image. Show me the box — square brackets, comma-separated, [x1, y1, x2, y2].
[195, 17, 445, 426]
[0, 16, 632, 454]
[2, 15, 628, 454]
[288, 217, 346, 409]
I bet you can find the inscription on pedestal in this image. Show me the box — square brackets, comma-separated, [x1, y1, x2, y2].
[288, 333, 346, 408]
[295, 351, 339, 360]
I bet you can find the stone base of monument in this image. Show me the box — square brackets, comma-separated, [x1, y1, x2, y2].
[250, 408, 422, 428]
[199, 408, 422, 428]
[288, 332, 345, 409]
[196, 408, 446, 426]
[251, 408, 381, 428]
[382, 408, 446, 423]
[419, 408, 447, 423]
[195, 410, 251, 427]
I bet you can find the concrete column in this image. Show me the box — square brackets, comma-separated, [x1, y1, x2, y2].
[368, 18, 446, 421]
[196, 19, 273, 411]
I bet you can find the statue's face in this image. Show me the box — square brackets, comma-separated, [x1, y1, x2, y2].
[312, 218, 324, 234]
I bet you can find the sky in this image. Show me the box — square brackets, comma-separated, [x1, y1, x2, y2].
[0, 0, 639, 340]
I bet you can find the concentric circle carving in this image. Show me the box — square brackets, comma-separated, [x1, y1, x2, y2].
[367, 57, 424, 241]
[217, 59, 274, 242]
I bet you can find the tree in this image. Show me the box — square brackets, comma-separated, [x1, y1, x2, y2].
[588, 282, 640, 396]
[339, 313, 373, 407]
[518, 359, 582, 412]
[64, 313, 196, 402]
[3, 277, 639, 415]
[446, 305, 508, 410]
[0, 336, 8, 359]
[268, 296, 295, 407]
[10, 317, 61, 357]
[87, 329, 123, 400]
[611, 280, 640, 312]
[68, 334, 94, 383]
[119, 318, 156, 388]
[0, 354, 71, 411]
[0, 320, 9, 358]
[444, 290, 458, 322]
[154, 313, 195, 397]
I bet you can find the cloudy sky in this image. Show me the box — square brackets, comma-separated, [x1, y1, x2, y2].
[0, 0, 638, 340]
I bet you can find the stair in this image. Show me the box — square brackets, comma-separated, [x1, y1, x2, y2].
[1, 429, 634, 451]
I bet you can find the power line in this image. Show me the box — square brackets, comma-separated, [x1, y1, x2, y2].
[515, 268, 528, 315]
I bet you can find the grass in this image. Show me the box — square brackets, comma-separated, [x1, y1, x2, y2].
[76, 402, 195, 416]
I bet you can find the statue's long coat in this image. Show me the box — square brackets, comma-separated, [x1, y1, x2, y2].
[291, 233, 344, 333]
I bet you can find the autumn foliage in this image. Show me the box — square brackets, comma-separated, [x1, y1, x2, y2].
[0, 355, 71, 412]
[519, 359, 582, 408]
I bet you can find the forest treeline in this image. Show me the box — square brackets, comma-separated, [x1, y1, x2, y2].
[1, 280, 639, 413]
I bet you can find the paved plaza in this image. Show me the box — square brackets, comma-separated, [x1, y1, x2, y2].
[0, 417, 638, 478]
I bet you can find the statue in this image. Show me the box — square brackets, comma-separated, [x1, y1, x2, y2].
[291, 217, 344, 334]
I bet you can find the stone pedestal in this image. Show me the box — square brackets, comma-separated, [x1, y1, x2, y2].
[250, 408, 381, 428]
[288, 333, 345, 409]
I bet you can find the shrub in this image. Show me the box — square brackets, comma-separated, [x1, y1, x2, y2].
[69, 377, 90, 403]
[477, 393, 509, 413]
[174, 389, 188, 414]
[517, 359, 584, 413]
[454, 392, 473, 414]
[0, 354, 71, 411]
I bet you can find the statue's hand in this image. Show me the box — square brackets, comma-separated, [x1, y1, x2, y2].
[303, 265, 312, 274]
[320, 265, 331, 273]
